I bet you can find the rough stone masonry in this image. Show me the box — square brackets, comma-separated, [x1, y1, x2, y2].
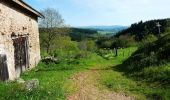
[0, 0, 43, 80]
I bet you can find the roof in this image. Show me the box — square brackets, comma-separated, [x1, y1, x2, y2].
[11, 0, 44, 18]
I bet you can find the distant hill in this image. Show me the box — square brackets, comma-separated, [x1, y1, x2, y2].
[78, 25, 128, 35]
[115, 18, 170, 41]
[69, 28, 98, 41]
[69, 26, 128, 42]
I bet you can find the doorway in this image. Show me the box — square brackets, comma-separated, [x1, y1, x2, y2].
[0, 54, 9, 81]
[13, 36, 29, 78]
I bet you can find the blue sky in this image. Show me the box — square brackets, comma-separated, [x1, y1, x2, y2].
[25, 0, 170, 26]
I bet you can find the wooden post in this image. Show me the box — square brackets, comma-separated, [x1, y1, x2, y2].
[115, 47, 118, 57]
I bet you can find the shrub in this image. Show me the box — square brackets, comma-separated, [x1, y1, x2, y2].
[86, 40, 97, 51]
[74, 51, 90, 59]
[133, 64, 170, 85]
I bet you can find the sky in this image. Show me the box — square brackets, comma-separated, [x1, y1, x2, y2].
[25, 0, 170, 27]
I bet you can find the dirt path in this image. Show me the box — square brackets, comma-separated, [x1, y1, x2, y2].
[67, 70, 134, 100]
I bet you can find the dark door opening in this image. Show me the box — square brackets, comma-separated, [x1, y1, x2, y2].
[13, 36, 29, 78]
[0, 54, 9, 81]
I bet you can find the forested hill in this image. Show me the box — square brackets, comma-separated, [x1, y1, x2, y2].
[69, 28, 98, 41]
[39, 27, 98, 42]
[115, 18, 170, 41]
[78, 26, 128, 34]
[71, 28, 97, 34]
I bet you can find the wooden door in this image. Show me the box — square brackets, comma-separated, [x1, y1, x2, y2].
[0, 54, 9, 81]
[13, 37, 29, 78]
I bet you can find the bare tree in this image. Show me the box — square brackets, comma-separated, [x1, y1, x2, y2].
[39, 8, 70, 53]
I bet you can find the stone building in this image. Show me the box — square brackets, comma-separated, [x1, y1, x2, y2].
[0, 0, 43, 81]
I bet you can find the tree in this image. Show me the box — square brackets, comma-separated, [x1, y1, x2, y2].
[39, 8, 70, 53]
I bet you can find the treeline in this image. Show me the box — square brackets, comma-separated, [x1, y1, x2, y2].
[96, 19, 170, 49]
[116, 18, 170, 41]
[69, 28, 98, 41]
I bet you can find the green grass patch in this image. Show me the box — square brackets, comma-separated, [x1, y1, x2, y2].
[99, 69, 170, 100]
[0, 68, 75, 100]
[97, 47, 170, 100]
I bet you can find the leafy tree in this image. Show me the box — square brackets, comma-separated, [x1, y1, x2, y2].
[86, 40, 97, 51]
[39, 8, 71, 53]
[52, 36, 79, 60]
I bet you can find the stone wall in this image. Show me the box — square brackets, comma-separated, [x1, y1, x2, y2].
[0, 2, 41, 80]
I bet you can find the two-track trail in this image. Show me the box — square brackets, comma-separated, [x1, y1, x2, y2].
[67, 69, 134, 100]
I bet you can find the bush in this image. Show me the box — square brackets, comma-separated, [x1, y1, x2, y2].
[41, 51, 49, 58]
[96, 49, 115, 60]
[133, 64, 170, 85]
[74, 51, 90, 59]
[37, 61, 76, 71]
[86, 40, 97, 51]
[139, 34, 157, 47]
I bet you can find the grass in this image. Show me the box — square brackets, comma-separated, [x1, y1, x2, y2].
[0, 66, 75, 100]
[98, 68, 170, 100]
[0, 52, 110, 100]
[0, 47, 169, 100]
[123, 33, 170, 72]
[97, 47, 170, 100]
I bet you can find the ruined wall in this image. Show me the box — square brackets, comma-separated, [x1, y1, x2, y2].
[0, 3, 41, 80]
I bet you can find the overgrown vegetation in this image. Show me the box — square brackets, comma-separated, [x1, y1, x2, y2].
[124, 34, 170, 70]
[119, 34, 170, 85]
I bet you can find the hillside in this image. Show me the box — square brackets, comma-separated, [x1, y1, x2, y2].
[121, 33, 170, 85]
[116, 19, 170, 41]
[78, 25, 128, 35]
[69, 28, 98, 41]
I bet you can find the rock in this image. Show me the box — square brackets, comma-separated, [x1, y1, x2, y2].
[24, 79, 39, 91]
[42, 57, 59, 64]
[16, 78, 25, 84]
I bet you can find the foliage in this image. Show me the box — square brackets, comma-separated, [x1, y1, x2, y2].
[97, 47, 137, 60]
[139, 34, 157, 47]
[136, 64, 170, 85]
[96, 36, 136, 49]
[39, 8, 71, 53]
[123, 34, 170, 71]
[117, 34, 170, 87]
[69, 28, 98, 41]
[116, 19, 170, 41]
[77, 40, 97, 52]
[86, 40, 97, 51]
